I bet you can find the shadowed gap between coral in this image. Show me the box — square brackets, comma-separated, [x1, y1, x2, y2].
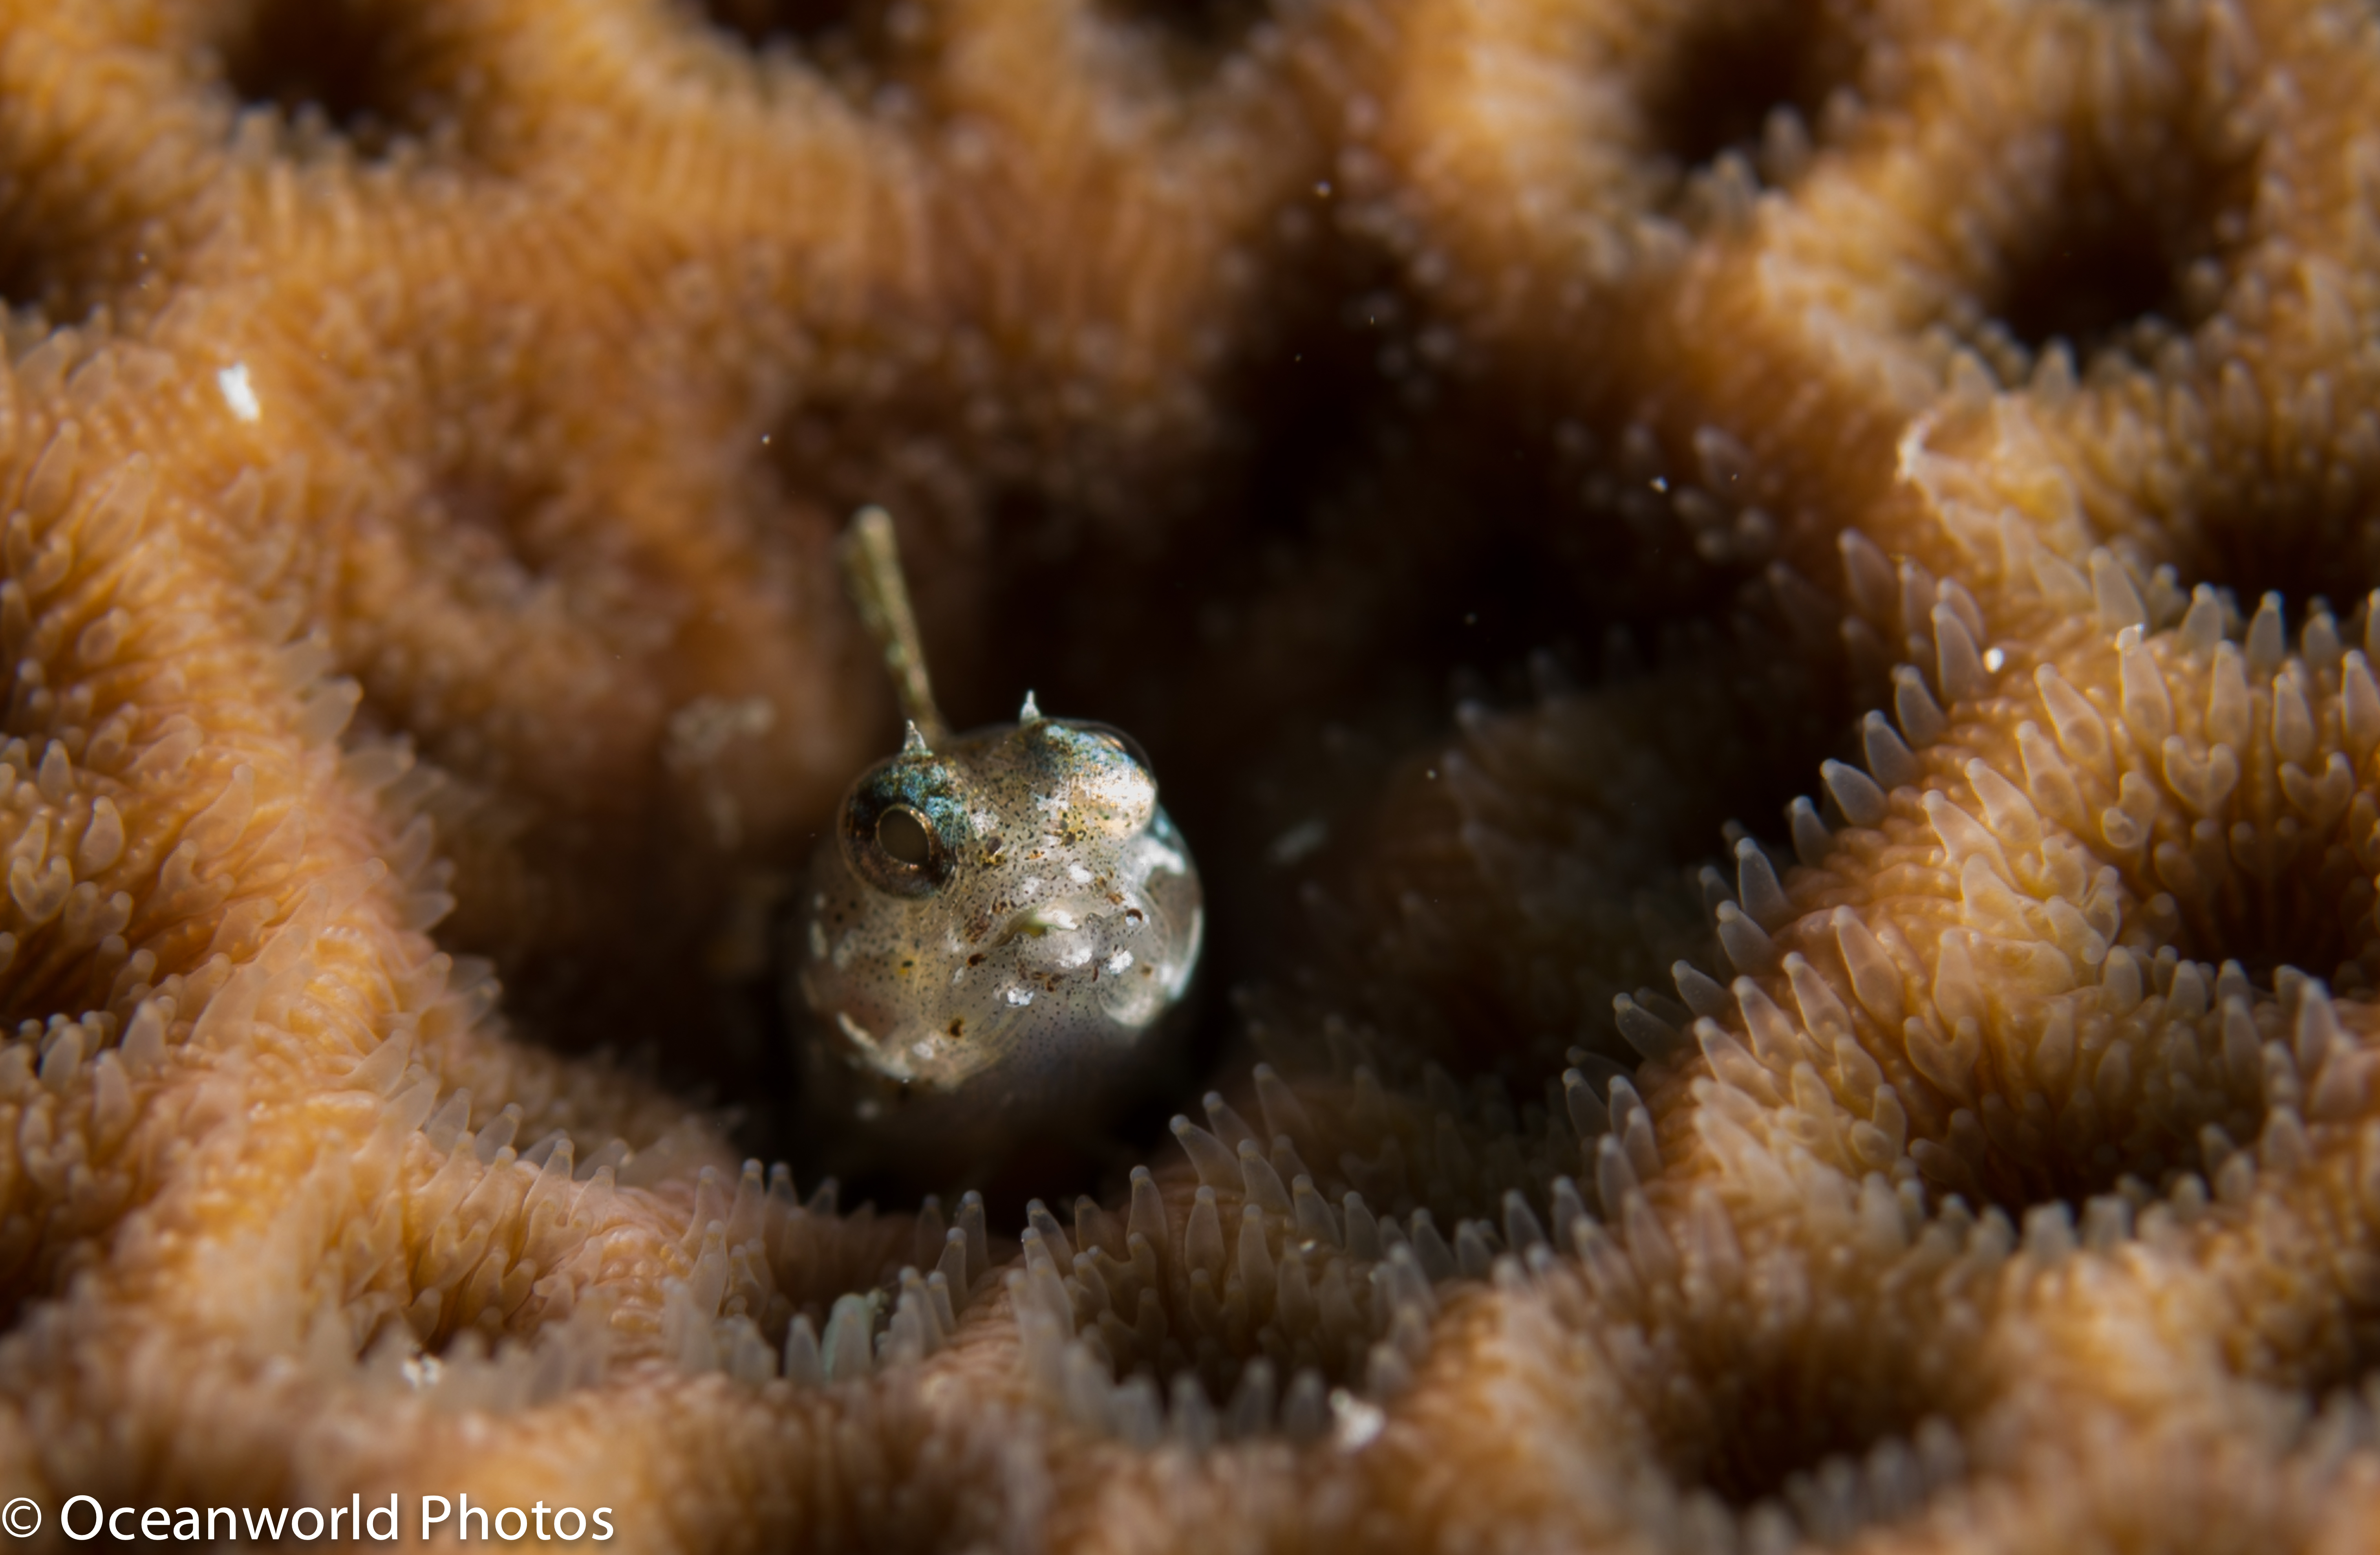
[1094, 0, 1272, 59]
[214, 0, 460, 157]
[1982, 58, 2260, 366]
[695, 0, 863, 48]
[1637, 0, 1869, 183]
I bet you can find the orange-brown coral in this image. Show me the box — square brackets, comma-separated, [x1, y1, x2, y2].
[5, 0, 2380, 1551]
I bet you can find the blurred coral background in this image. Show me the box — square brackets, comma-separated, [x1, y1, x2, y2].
[1, 0, 2379, 1550]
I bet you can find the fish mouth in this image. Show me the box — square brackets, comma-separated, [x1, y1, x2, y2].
[979, 899, 1173, 1008]
[988, 897, 1133, 963]
[832, 1009, 1006, 1092]
[991, 900, 1091, 942]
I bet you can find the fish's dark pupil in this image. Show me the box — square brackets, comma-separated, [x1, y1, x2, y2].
[877, 806, 932, 866]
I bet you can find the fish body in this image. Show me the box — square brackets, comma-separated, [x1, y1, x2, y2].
[793, 703, 1202, 1160]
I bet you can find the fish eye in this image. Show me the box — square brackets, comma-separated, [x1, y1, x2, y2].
[876, 805, 932, 866]
[837, 763, 966, 898]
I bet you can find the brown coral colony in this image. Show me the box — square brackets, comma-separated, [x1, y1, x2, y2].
[2, 0, 2380, 1551]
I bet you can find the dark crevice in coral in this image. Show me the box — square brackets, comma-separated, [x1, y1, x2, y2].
[1308, 629, 1859, 1090]
[2120, 585, 2378, 990]
[1606, 1219, 1983, 1531]
[0, 259, 70, 330]
[0, 179, 163, 324]
[1655, 1346, 1962, 1526]
[697, 0, 862, 49]
[687, 0, 921, 86]
[0, 231, 98, 326]
[2173, 815, 2376, 1000]
[1996, 219, 2193, 359]
[216, 0, 453, 157]
[1149, 315, 1873, 1094]
[723, 234, 1870, 1208]
[1891, 954, 2325, 1227]
[1096, 0, 1271, 58]
[1987, 83, 2258, 364]
[1105, 330, 1870, 1102]
[2180, 553, 2380, 678]
[1639, 0, 1866, 178]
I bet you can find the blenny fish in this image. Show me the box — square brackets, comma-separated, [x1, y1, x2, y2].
[791, 509, 1203, 1163]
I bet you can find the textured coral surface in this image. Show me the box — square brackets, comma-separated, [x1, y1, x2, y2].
[5, 0, 2380, 1550]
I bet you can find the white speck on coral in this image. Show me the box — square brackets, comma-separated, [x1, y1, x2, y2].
[217, 362, 260, 422]
[1330, 1389, 1384, 1451]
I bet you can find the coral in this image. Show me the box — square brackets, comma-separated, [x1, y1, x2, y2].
[4, 0, 2380, 1551]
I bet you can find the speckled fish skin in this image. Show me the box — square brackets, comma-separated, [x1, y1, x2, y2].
[793, 709, 1203, 1159]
